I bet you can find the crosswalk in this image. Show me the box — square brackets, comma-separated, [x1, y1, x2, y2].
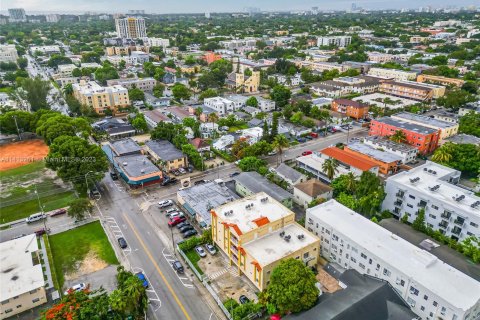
[104, 216, 131, 255]
[205, 258, 240, 281]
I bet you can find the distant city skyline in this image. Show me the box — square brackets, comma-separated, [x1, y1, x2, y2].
[1, 0, 478, 15]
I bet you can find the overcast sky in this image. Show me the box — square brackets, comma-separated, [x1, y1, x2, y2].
[2, 0, 478, 14]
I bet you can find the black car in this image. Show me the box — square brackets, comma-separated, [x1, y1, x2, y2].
[182, 229, 198, 238]
[239, 295, 250, 304]
[110, 171, 118, 180]
[162, 177, 178, 186]
[179, 225, 194, 233]
[229, 172, 240, 177]
[172, 260, 184, 273]
[117, 237, 128, 249]
[176, 222, 191, 230]
[194, 179, 208, 186]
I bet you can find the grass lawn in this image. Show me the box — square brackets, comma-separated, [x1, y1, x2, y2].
[0, 191, 76, 224]
[0, 161, 45, 182]
[49, 221, 119, 288]
[185, 249, 204, 275]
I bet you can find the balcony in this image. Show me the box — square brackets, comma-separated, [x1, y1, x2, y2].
[230, 245, 238, 255]
[453, 217, 465, 227]
[438, 220, 448, 229]
[451, 226, 462, 235]
[230, 235, 238, 245]
[395, 191, 405, 199]
[394, 200, 403, 207]
[441, 211, 452, 219]
[417, 201, 427, 208]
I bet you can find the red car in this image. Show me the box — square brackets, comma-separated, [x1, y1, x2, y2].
[34, 228, 50, 236]
[168, 216, 186, 227]
[50, 209, 67, 217]
[302, 150, 313, 156]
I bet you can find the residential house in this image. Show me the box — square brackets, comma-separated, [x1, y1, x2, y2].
[143, 110, 173, 128]
[275, 163, 307, 186]
[92, 118, 136, 140]
[331, 99, 369, 120]
[190, 138, 211, 153]
[293, 179, 333, 209]
[226, 71, 260, 93]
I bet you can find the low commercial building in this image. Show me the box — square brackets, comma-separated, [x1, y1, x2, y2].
[233, 172, 293, 208]
[106, 77, 156, 91]
[0, 44, 19, 63]
[297, 147, 379, 183]
[72, 80, 130, 115]
[368, 68, 417, 81]
[275, 163, 306, 187]
[331, 99, 369, 120]
[433, 111, 459, 124]
[362, 136, 418, 164]
[344, 142, 402, 175]
[143, 110, 172, 128]
[417, 74, 465, 88]
[369, 117, 440, 154]
[367, 52, 394, 63]
[382, 161, 480, 241]
[391, 112, 458, 143]
[57, 64, 77, 77]
[92, 118, 136, 140]
[307, 199, 480, 320]
[144, 140, 187, 171]
[109, 138, 143, 156]
[211, 192, 320, 291]
[29, 45, 61, 55]
[177, 181, 239, 227]
[293, 179, 332, 209]
[445, 134, 480, 146]
[0, 234, 47, 319]
[379, 81, 434, 101]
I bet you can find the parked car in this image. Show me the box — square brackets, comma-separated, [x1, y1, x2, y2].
[267, 151, 277, 156]
[168, 216, 186, 227]
[195, 246, 207, 258]
[310, 132, 319, 138]
[158, 199, 174, 208]
[178, 168, 186, 174]
[165, 207, 177, 214]
[64, 283, 86, 295]
[182, 229, 198, 238]
[161, 177, 178, 186]
[135, 272, 149, 288]
[172, 260, 184, 273]
[26, 213, 47, 223]
[302, 150, 313, 156]
[110, 171, 118, 180]
[297, 137, 307, 143]
[229, 172, 240, 177]
[34, 228, 50, 236]
[268, 167, 276, 174]
[117, 237, 128, 249]
[205, 244, 217, 255]
[168, 212, 184, 219]
[179, 225, 194, 233]
[239, 295, 250, 304]
[50, 209, 67, 217]
[305, 135, 313, 140]
[176, 222, 191, 230]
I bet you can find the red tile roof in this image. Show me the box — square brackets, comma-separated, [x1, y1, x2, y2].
[252, 216, 270, 227]
[190, 138, 210, 150]
[321, 147, 379, 171]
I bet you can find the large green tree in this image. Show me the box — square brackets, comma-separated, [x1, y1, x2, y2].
[270, 85, 291, 109]
[459, 111, 480, 137]
[19, 77, 51, 111]
[266, 258, 319, 314]
[128, 87, 145, 101]
[67, 198, 93, 220]
[238, 156, 267, 172]
[171, 83, 191, 101]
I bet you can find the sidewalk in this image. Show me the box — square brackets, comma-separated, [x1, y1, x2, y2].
[39, 236, 54, 289]
[0, 207, 69, 229]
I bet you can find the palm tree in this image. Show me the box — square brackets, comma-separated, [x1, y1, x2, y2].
[272, 134, 290, 164]
[109, 289, 127, 314]
[345, 172, 357, 194]
[123, 276, 146, 314]
[322, 158, 339, 181]
[390, 130, 407, 143]
[208, 112, 219, 138]
[431, 145, 453, 163]
[63, 83, 73, 95]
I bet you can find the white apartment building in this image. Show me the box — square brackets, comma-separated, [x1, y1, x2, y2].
[256, 96, 275, 112]
[0, 234, 47, 319]
[306, 200, 480, 320]
[368, 67, 418, 81]
[391, 112, 459, 143]
[130, 51, 150, 64]
[317, 36, 352, 48]
[106, 77, 156, 91]
[0, 45, 18, 63]
[57, 64, 77, 77]
[382, 161, 480, 241]
[204, 96, 245, 115]
[29, 45, 61, 55]
[367, 52, 394, 63]
[143, 37, 170, 48]
[8, 8, 26, 22]
[363, 136, 418, 164]
[115, 17, 147, 39]
[46, 14, 60, 23]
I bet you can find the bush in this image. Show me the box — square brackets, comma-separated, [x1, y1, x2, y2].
[213, 148, 235, 162]
[224, 298, 239, 312]
[178, 236, 202, 252]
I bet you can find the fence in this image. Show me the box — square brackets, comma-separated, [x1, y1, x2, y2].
[177, 245, 232, 320]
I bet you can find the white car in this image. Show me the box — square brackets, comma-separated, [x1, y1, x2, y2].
[64, 283, 86, 295]
[158, 199, 173, 208]
[195, 246, 207, 258]
[205, 244, 217, 255]
[168, 212, 184, 219]
[165, 207, 177, 214]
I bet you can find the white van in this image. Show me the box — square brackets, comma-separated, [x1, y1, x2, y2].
[25, 213, 47, 224]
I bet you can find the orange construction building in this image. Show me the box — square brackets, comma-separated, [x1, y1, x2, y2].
[331, 99, 369, 120]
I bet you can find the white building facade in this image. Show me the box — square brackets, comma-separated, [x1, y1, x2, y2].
[382, 161, 480, 241]
[0, 45, 18, 63]
[307, 200, 480, 320]
[317, 36, 352, 48]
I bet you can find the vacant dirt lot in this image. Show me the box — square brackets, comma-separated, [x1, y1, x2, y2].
[0, 139, 49, 171]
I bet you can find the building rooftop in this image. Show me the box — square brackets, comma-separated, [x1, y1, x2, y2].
[0, 234, 44, 301]
[363, 136, 417, 153]
[275, 163, 305, 183]
[243, 222, 319, 267]
[233, 172, 292, 204]
[392, 112, 455, 129]
[294, 179, 332, 198]
[110, 138, 142, 156]
[115, 154, 160, 177]
[445, 134, 480, 146]
[386, 161, 480, 215]
[145, 140, 184, 161]
[308, 199, 480, 311]
[373, 117, 438, 135]
[214, 192, 294, 235]
[321, 147, 379, 171]
[143, 110, 171, 123]
[347, 142, 403, 163]
[334, 99, 369, 108]
[178, 181, 239, 226]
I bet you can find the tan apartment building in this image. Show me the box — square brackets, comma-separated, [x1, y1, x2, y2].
[0, 235, 47, 319]
[379, 80, 434, 101]
[211, 192, 320, 291]
[368, 67, 417, 81]
[391, 112, 459, 143]
[73, 80, 130, 115]
[417, 74, 465, 88]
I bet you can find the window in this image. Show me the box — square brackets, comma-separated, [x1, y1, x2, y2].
[5, 309, 13, 314]
[16, 305, 22, 309]
[409, 195, 416, 199]
[29, 289, 37, 294]
[424, 295, 428, 301]
[383, 268, 391, 277]
[428, 214, 436, 219]
[1, 299, 9, 305]
[410, 286, 419, 296]
[359, 263, 365, 269]
[368, 259, 372, 264]
[360, 253, 367, 259]
[470, 222, 479, 228]
[13, 296, 18, 300]
[421, 306, 425, 311]
[433, 301, 438, 307]
[407, 297, 416, 307]
[376, 264, 380, 271]
[400, 280, 405, 287]
[351, 257, 357, 263]
[431, 205, 438, 210]
[303, 252, 309, 259]
[407, 204, 413, 208]
[441, 307, 446, 315]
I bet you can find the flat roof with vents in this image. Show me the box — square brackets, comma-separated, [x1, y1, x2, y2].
[214, 192, 294, 235]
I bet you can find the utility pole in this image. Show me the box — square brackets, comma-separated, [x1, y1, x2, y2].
[13, 115, 22, 141]
[34, 185, 47, 232]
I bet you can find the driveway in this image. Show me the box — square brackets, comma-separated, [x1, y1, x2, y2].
[63, 265, 118, 294]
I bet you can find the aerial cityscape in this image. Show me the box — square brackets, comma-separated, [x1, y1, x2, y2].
[0, 2, 479, 320]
